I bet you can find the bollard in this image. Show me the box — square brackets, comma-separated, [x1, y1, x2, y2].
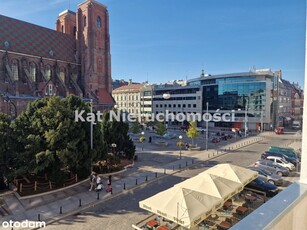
[60, 206, 62, 214]
[136, 179, 138, 185]
[155, 172, 157, 178]
[173, 166, 175, 171]
[79, 199, 82, 207]
[124, 183, 126, 190]
[164, 169, 166, 174]
[38, 214, 40, 221]
[97, 193, 100, 200]
[146, 176, 148, 181]
[186, 161, 188, 167]
[179, 164, 181, 169]
[225, 148, 227, 152]
[192, 159, 194, 164]
[111, 188, 113, 195]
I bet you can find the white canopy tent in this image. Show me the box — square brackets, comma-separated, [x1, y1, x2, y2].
[203, 163, 258, 187]
[139, 164, 258, 229]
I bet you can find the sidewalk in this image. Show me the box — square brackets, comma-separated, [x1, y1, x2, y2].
[0, 135, 265, 229]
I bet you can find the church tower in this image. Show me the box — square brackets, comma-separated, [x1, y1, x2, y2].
[76, 0, 113, 107]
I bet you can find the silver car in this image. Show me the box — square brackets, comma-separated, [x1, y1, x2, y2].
[248, 167, 284, 186]
[254, 160, 289, 177]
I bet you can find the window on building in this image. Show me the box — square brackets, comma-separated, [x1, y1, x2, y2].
[46, 65, 51, 80]
[178, 104, 181, 108]
[156, 105, 158, 108]
[173, 104, 176, 108]
[12, 60, 19, 81]
[160, 104, 163, 108]
[48, 84, 53, 95]
[60, 68, 65, 83]
[168, 104, 171, 108]
[30, 63, 36, 82]
[84, 16, 87, 27]
[97, 16, 101, 28]
[183, 104, 186, 108]
[193, 104, 196, 108]
[73, 26, 76, 36]
[188, 104, 191, 108]
[61, 25, 64, 33]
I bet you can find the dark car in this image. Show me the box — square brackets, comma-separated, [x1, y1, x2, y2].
[245, 178, 279, 197]
[261, 151, 299, 166]
[181, 125, 189, 131]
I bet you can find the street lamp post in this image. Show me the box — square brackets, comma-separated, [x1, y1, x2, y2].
[260, 109, 264, 132]
[205, 102, 209, 151]
[245, 98, 249, 137]
[90, 99, 93, 150]
[162, 93, 171, 127]
[141, 131, 145, 151]
[179, 135, 183, 159]
[111, 143, 117, 154]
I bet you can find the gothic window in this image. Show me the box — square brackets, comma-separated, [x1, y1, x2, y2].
[61, 25, 64, 33]
[60, 68, 65, 83]
[30, 63, 36, 82]
[48, 84, 53, 95]
[46, 65, 51, 80]
[84, 16, 87, 27]
[73, 26, 76, 36]
[97, 16, 101, 28]
[12, 60, 19, 81]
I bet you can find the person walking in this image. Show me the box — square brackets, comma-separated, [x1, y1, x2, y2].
[96, 175, 103, 192]
[89, 172, 96, 191]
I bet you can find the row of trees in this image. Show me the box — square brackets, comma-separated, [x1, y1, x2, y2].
[0, 96, 135, 184]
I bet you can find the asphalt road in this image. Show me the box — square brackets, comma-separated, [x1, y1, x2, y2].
[44, 132, 300, 230]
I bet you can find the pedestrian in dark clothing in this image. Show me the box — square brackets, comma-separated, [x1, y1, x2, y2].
[149, 136, 152, 143]
[107, 175, 112, 185]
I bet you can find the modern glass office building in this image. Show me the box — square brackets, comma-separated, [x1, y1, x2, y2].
[187, 69, 276, 130]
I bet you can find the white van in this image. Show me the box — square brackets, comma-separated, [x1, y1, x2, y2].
[265, 156, 295, 171]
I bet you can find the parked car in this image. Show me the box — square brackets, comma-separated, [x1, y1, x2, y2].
[254, 160, 289, 176]
[248, 167, 283, 186]
[269, 146, 301, 160]
[261, 151, 299, 166]
[264, 156, 295, 171]
[211, 137, 221, 143]
[181, 125, 189, 131]
[245, 178, 279, 197]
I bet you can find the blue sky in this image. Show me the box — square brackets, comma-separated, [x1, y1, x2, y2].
[0, 0, 305, 86]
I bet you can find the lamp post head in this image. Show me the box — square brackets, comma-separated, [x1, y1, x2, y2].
[179, 135, 183, 140]
[162, 93, 171, 100]
[141, 131, 144, 135]
[111, 143, 117, 148]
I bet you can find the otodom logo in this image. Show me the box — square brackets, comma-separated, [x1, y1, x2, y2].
[1, 220, 46, 229]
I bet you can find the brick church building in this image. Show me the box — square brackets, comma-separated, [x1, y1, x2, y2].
[0, 0, 114, 117]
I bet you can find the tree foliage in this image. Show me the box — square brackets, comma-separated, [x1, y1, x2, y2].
[100, 110, 135, 160]
[3, 96, 135, 184]
[131, 121, 140, 134]
[156, 122, 166, 136]
[186, 121, 199, 145]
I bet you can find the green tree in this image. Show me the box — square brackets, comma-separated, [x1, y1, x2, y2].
[131, 121, 140, 134]
[101, 110, 135, 160]
[0, 113, 11, 183]
[186, 121, 199, 146]
[156, 122, 166, 136]
[9, 96, 101, 183]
